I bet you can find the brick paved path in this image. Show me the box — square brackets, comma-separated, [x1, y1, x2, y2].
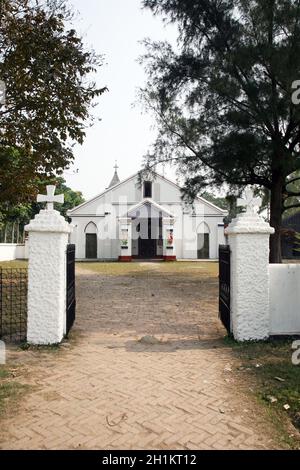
[0, 263, 279, 449]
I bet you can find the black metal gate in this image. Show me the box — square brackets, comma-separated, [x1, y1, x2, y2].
[219, 245, 231, 334]
[66, 244, 76, 335]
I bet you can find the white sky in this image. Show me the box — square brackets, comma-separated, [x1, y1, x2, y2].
[64, 0, 178, 200]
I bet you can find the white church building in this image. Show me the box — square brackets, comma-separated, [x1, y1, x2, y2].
[68, 167, 227, 261]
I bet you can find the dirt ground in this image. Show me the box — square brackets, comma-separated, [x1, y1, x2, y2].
[0, 261, 287, 449]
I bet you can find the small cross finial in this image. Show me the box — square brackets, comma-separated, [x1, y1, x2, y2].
[237, 187, 262, 214]
[37, 185, 64, 211]
[114, 160, 119, 171]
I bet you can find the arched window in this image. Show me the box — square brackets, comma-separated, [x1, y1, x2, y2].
[197, 222, 210, 259]
[85, 222, 97, 259]
[85, 222, 97, 234]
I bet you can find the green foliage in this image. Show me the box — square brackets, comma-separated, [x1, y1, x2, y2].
[284, 170, 300, 217]
[201, 191, 244, 224]
[141, 0, 300, 261]
[0, 177, 84, 231]
[293, 231, 300, 252]
[0, 0, 107, 206]
[200, 192, 228, 211]
[53, 177, 84, 220]
[33, 177, 84, 220]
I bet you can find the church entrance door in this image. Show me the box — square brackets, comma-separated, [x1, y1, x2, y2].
[139, 237, 157, 258]
[197, 233, 210, 259]
[138, 217, 157, 258]
[86, 233, 97, 259]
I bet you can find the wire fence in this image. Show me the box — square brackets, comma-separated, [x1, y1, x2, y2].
[0, 268, 28, 343]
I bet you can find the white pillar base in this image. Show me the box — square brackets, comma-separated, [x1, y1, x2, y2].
[226, 212, 274, 342]
[118, 218, 132, 261]
[25, 210, 71, 345]
[163, 217, 176, 261]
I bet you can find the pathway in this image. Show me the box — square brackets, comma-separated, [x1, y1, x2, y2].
[0, 262, 279, 449]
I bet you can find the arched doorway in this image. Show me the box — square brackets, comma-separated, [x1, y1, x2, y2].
[197, 222, 210, 259]
[130, 204, 163, 259]
[85, 222, 97, 259]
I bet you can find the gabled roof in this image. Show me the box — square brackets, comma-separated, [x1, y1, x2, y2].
[125, 198, 174, 218]
[67, 171, 140, 215]
[156, 173, 228, 215]
[67, 170, 227, 216]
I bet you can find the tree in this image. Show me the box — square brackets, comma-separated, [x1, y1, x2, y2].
[0, 0, 106, 206]
[201, 191, 228, 211]
[0, 177, 84, 241]
[140, 0, 300, 263]
[53, 177, 84, 220]
[201, 190, 245, 224]
[0, 201, 33, 243]
[22, 176, 85, 221]
[293, 231, 300, 253]
[283, 170, 300, 217]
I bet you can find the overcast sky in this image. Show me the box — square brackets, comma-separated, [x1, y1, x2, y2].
[63, 0, 177, 200]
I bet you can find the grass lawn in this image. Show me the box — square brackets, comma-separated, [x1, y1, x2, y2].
[225, 337, 300, 448]
[77, 260, 219, 278]
[0, 260, 28, 269]
[0, 366, 30, 418]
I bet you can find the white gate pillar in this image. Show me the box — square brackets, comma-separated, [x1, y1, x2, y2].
[25, 186, 71, 345]
[163, 217, 176, 261]
[226, 188, 274, 341]
[119, 217, 132, 261]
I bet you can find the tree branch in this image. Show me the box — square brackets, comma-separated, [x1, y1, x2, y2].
[285, 175, 300, 187]
[282, 203, 300, 213]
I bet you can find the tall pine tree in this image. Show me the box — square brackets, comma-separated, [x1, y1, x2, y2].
[140, 0, 300, 262]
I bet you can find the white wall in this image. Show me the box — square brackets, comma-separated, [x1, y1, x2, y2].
[69, 174, 226, 260]
[269, 264, 300, 335]
[217, 224, 226, 247]
[0, 243, 27, 261]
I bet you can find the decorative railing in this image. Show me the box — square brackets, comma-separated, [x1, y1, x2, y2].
[0, 268, 28, 342]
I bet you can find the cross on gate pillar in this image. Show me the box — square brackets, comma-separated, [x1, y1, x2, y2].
[226, 187, 274, 341]
[25, 186, 72, 344]
[37, 185, 64, 211]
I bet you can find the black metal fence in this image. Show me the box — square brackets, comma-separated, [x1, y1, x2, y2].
[0, 268, 28, 342]
[66, 244, 76, 335]
[219, 245, 231, 334]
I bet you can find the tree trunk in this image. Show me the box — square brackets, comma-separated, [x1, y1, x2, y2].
[16, 222, 20, 244]
[269, 172, 284, 263]
[11, 221, 15, 244]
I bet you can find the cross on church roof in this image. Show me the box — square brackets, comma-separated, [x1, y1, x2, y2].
[108, 161, 120, 188]
[237, 187, 262, 215]
[37, 185, 64, 211]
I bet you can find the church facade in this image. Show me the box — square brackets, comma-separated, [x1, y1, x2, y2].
[68, 168, 227, 261]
